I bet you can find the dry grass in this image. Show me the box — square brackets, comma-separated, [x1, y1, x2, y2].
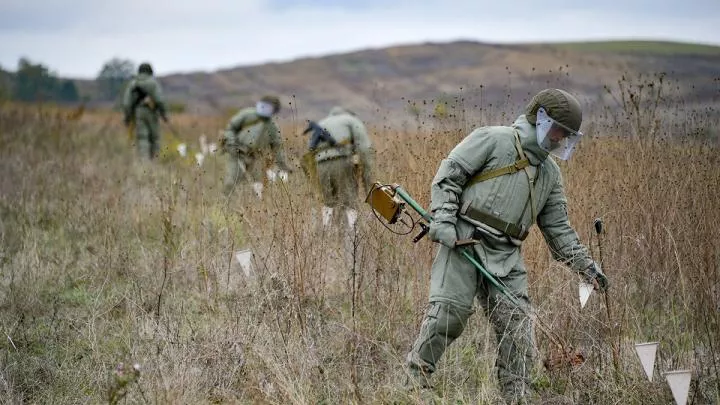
[0, 82, 718, 405]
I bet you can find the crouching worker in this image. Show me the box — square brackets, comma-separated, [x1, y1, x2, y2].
[221, 95, 293, 198]
[306, 107, 374, 230]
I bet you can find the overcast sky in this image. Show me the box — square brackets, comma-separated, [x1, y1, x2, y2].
[1, 0, 719, 79]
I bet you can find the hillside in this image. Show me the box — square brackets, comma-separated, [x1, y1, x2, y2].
[80, 40, 716, 125]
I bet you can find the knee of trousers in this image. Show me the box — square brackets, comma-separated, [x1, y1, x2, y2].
[428, 301, 472, 338]
[410, 302, 473, 368]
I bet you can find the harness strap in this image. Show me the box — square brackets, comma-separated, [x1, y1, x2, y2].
[461, 204, 530, 241]
[467, 158, 530, 187]
[460, 130, 538, 241]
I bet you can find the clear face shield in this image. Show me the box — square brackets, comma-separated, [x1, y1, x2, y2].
[256, 101, 276, 118]
[536, 107, 583, 160]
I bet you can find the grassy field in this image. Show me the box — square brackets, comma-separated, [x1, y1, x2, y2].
[0, 81, 719, 404]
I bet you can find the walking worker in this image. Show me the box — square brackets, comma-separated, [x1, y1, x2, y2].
[123, 62, 168, 160]
[221, 95, 293, 198]
[404, 88, 609, 404]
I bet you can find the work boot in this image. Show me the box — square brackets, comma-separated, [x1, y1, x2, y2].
[345, 208, 358, 230]
[322, 206, 334, 227]
[252, 182, 264, 199]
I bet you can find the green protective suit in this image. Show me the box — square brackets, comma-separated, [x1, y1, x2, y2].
[122, 73, 167, 159]
[222, 107, 291, 195]
[314, 106, 374, 209]
[406, 114, 594, 402]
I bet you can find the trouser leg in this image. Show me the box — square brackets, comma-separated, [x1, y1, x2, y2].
[223, 154, 245, 196]
[405, 243, 478, 388]
[477, 264, 534, 404]
[135, 120, 152, 160]
[405, 301, 474, 388]
[147, 117, 160, 159]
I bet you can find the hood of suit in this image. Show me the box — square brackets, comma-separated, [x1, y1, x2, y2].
[511, 114, 550, 166]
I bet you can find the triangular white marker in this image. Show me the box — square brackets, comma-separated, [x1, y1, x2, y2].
[234, 249, 253, 277]
[634, 342, 659, 381]
[177, 143, 187, 157]
[579, 282, 594, 308]
[665, 370, 692, 405]
[195, 152, 205, 167]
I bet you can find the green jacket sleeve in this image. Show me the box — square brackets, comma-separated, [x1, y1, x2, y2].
[223, 109, 251, 149]
[350, 117, 374, 186]
[430, 129, 497, 224]
[536, 175, 594, 273]
[267, 120, 291, 171]
[122, 79, 136, 121]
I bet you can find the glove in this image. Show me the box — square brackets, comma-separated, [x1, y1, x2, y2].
[581, 262, 609, 292]
[428, 221, 457, 248]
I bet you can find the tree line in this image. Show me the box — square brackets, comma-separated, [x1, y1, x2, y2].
[0, 57, 138, 105]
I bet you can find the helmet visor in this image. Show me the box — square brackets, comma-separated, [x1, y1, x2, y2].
[536, 107, 583, 161]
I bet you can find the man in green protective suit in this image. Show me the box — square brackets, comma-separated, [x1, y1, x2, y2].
[404, 89, 609, 404]
[307, 106, 374, 229]
[221, 95, 293, 198]
[123, 62, 168, 160]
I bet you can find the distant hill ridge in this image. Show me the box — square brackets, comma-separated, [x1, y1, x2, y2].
[76, 39, 720, 124]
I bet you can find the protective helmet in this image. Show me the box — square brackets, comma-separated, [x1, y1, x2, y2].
[256, 95, 281, 117]
[138, 62, 154, 75]
[525, 89, 582, 131]
[525, 89, 584, 160]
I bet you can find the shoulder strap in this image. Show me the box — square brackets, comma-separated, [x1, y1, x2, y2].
[467, 158, 530, 187]
[513, 130, 538, 224]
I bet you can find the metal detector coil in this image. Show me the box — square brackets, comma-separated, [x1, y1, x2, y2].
[365, 182, 405, 224]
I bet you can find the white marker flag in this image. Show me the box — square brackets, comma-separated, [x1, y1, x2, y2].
[579, 282, 594, 308]
[665, 370, 692, 405]
[234, 249, 253, 277]
[177, 143, 187, 157]
[634, 342, 659, 381]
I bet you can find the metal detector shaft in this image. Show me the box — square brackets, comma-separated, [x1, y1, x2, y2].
[393, 185, 521, 308]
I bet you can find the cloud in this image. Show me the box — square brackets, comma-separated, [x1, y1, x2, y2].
[1, 0, 718, 78]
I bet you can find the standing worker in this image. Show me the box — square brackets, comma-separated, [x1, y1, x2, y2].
[221, 95, 293, 198]
[308, 106, 373, 229]
[123, 62, 168, 160]
[404, 88, 609, 404]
